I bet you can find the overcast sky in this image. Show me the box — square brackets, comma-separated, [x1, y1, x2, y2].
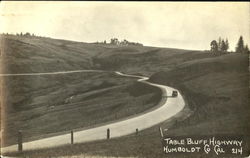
[0, 2, 249, 50]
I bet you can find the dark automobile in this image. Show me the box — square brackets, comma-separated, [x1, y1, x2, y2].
[172, 90, 178, 97]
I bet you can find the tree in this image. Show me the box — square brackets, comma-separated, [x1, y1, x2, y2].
[218, 37, 222, 51]
[236, 36, 244, 53]
[225, 39, 229, 52]
[244, 45, 250, 54]
[120, 39, 128, 46]
[210, 40, 218, 52]
[110, 38, 119, 45]
[221, 40, 227, 52]
[24, 32, 31, 36]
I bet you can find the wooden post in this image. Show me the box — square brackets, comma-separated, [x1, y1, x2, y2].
[136, 128, 139, 135]
[107, 128, 110, 139]
[159, 127, 163, 138]
[18, 130, 22, 152]
[71, 130, 74, 144]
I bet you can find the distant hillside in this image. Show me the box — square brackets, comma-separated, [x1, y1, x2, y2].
[0, 35, 99, 73]
[1, 34, 200, 75]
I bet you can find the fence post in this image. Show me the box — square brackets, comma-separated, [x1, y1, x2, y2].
[159, 127, 163, 138]
[71, 130, 74, 144]
[107, 128, 110, 139]
[136, 128, 139, 135]
[18, 130, 22, 152]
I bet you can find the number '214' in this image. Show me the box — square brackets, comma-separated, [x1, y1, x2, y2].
[232, 147, 242, 155]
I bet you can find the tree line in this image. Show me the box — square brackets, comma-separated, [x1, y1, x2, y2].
[210, 36, 249, 54]
[1, 32, 44, 38]
[94, 38, 143, 46]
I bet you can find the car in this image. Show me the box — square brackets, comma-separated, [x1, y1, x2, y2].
[172, 90, 178, 97]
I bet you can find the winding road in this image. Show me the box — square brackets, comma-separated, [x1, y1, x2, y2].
[1, 70, 185, 154]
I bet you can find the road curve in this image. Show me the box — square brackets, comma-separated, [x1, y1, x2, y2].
[1, 70, 185, 153]
[0, 70, 103, 77]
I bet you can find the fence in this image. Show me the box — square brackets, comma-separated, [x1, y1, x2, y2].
[15, 127, 163, 152]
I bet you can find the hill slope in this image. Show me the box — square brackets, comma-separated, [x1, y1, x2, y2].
[1, 34, 204, 75]
[0, 35, 164, 146]
[150, 53, 249, 136]
[1, 35, 249, 158]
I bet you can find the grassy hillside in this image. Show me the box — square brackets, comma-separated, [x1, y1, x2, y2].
[0, 35, 163, 146]
[1, 34, 200, 76]
[13, 53, 249, 158]
[1, 35, 249, 157]
[2, 71, 162, 146]
[149, 53, 249, 136]
[1, 35, 97, 73]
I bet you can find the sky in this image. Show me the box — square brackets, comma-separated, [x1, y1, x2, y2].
[0, 2, 249, 50]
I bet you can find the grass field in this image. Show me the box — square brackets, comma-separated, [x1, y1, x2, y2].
[1, 35, 249, 158]
[1, 71, 161, 147]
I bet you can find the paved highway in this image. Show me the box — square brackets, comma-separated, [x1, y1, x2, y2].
[1, 70, 185, 153]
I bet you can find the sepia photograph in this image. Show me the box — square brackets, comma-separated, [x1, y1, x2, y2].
[0, 1, 249, 158]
